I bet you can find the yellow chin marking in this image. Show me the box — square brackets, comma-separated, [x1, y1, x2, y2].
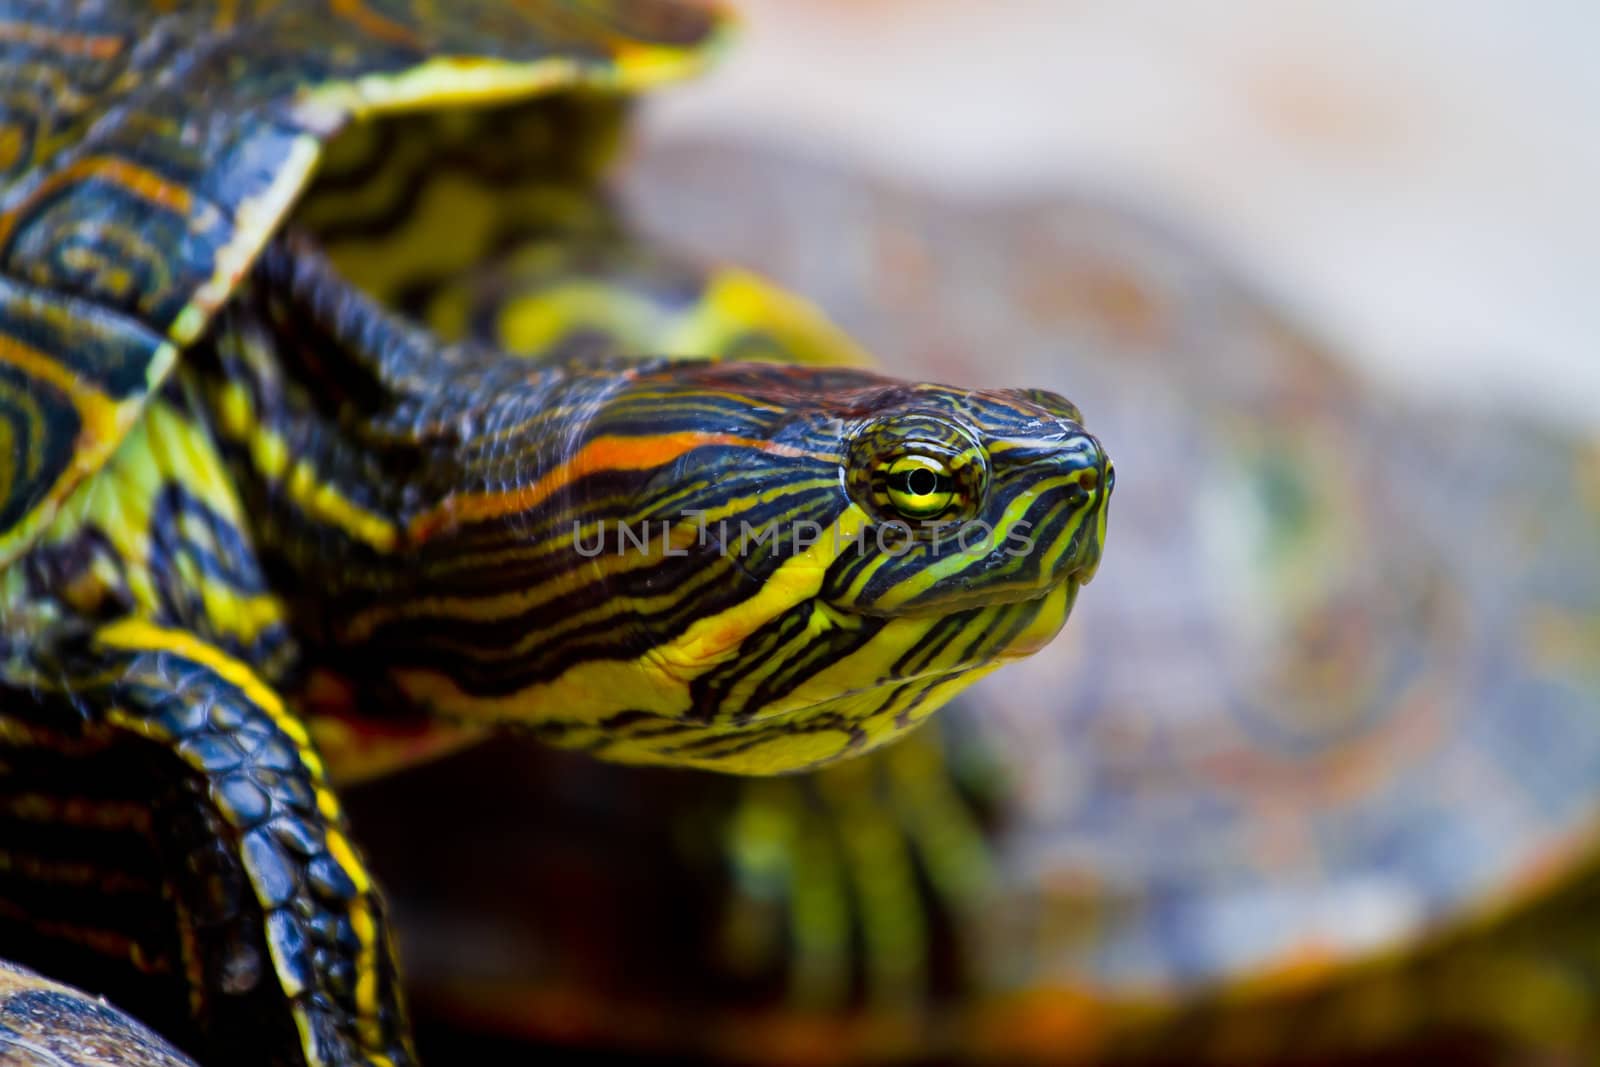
[384, 512, 1069, 775]
[998, 580, 1075, 660]
[617, 660, 1003, 776]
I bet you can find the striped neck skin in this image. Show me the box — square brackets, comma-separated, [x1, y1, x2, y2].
[211, 246, 1112, 775]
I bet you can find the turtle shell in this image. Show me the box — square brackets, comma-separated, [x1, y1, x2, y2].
[0, 959, 198, 1067]
[0, 0, 726, 565]
[346, 139, 1600, 1065]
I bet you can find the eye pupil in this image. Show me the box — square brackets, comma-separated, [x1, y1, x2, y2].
[846, 421, 988, 528]
[882, 458, 955, 521]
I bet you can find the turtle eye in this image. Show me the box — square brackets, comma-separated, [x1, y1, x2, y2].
[846, 414, 988, 528]
[884, 454, 955, 520]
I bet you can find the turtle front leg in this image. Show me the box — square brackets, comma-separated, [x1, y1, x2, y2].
[0, 619, 412, 1067]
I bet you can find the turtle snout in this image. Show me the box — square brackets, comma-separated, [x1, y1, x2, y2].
[1050, 428, 1113, 586]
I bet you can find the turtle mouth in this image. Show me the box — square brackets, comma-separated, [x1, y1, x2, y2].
[836, 567, 1085, 621]
[993, 575, 1080, 659]
[883, 574, 1081, 661]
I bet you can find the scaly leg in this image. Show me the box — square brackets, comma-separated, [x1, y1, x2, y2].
[0, 619, 411, 1067]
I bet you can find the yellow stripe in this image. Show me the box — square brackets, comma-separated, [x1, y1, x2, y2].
[215, 381, 399, 552]
[408, 431, 822, 543]
[349, 900, 378, 1016]
[324, 825, 382, 1031]
[95, 619, 310, 747]
[323, 829, 370, 896]
[390, 504, 873, 725]
[677, 269, 875, 368]
[299, 21, 729, 126]
[95, 621, 390, 1059]
[340, 485, 829, 640]
[284, 451, 398, 552]
[0, 331, 153, 567]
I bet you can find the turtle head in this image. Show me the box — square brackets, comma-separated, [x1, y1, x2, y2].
[549, 363, 1113, 772]
[380, 362, 1110, 775]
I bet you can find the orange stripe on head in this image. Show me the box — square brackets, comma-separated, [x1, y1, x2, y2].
[408, 431, 819, 544]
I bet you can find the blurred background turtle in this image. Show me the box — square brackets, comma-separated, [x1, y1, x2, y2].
[347, 75, 1600, 1067]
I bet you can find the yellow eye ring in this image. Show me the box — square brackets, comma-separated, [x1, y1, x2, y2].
[884, 454, 955, 520]
[845, 414, 988, 528]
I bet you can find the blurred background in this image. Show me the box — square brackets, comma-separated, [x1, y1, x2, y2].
[359, 3, 1600, 1065]
[643, 0, 1600, 429]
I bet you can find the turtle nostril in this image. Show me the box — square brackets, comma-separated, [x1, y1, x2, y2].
[1080, 467, 1100, 492]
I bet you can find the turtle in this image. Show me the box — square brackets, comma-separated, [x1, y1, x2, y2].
[340, 139, 1600, 1065]
[0, 3, 1114, 1066]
